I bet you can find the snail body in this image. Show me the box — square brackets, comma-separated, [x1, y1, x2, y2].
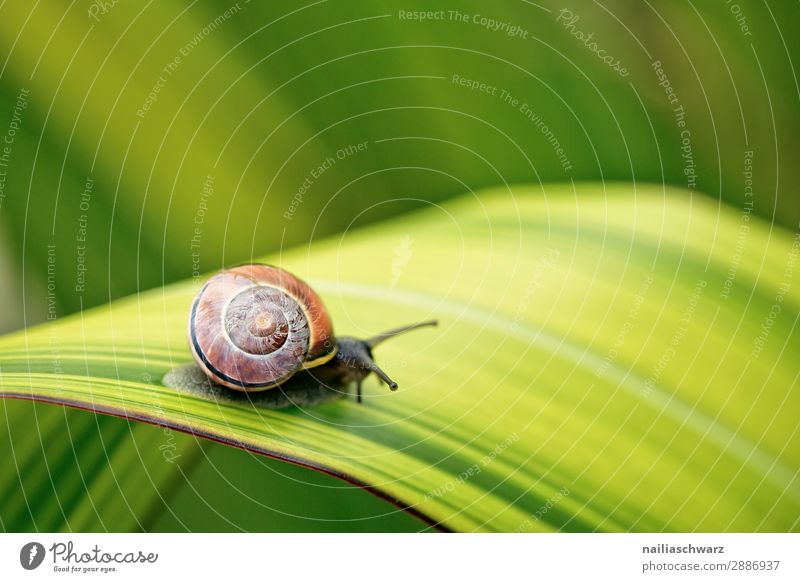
[188, 264, 435, 402]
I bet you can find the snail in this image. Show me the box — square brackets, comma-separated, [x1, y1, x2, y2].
[187, 264, 436, 403]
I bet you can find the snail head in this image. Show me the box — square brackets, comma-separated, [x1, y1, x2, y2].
[334, 320, 437, 403]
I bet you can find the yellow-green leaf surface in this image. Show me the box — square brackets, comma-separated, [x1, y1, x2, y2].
[1, 184, 798, 532]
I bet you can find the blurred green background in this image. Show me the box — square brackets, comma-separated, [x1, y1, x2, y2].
[0, 0, 797, 531]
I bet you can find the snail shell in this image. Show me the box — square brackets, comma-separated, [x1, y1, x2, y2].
[188, 264, 335, 391]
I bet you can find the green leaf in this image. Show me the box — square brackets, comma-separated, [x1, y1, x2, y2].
[1, 183, 798, 532]
[2, 0, 799, 320]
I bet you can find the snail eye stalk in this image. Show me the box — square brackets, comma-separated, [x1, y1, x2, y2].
[340, 320, 437, 403]
[369, 362, 398, 391]
[339, 348, 398, 392]
[355, 361, 397, 403]
[366, 320, 438, 348]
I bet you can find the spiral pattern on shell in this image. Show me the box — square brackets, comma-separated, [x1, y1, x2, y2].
[188, 264, 335, 391]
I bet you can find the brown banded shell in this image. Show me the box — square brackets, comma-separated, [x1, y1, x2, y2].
[188, 264, 335, 391]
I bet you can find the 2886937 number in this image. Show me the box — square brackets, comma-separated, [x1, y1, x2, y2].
[730, 560, 780, 571]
